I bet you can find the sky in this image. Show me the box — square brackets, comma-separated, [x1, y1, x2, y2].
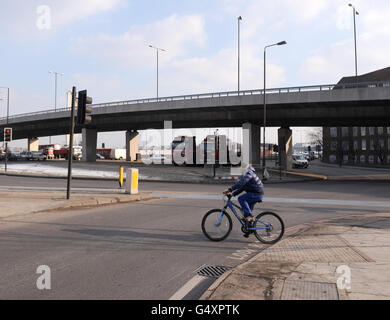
[1, 0, 390, 149]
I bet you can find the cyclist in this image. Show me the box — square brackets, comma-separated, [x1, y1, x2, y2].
[224, 164, 264, 237]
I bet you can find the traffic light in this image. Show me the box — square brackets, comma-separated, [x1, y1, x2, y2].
[308, 146, 312, 152]
[77, 90, 93, 125]
[4, 128, 12, 142]
[273, 145, 279, 153]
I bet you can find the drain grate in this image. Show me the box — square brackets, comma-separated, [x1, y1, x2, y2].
[195, 265, 232, 279]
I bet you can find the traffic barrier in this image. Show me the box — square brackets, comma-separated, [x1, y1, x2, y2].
[125, 168, 139, 195]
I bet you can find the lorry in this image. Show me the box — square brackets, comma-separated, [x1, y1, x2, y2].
[110, 149, 127, 160]
[53, 146, 82, 161]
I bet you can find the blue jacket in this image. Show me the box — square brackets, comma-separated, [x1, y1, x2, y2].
[229, 167, 264, 196]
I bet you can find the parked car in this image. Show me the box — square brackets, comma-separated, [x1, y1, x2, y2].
[96, 154, 105, 160]
[8, 152, 21, 161]
[32, 151, 47, 161]
[20, 151, 34, 161]
[20, 151, 46, 161]
[293, 154, 309, 169]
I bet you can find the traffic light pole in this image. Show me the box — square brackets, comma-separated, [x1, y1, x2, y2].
[67, 87, 77, 200]
[4, 142, 8, 173]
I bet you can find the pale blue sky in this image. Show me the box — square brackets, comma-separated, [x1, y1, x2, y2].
[1, 0, 389, 148]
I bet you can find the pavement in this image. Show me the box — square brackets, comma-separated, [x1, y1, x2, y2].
[0, 190, 154, 219]
[0, 161, 322, 184]
[201, 213, 390, 300]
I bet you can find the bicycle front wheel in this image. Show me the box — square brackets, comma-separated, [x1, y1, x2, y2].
[202, 209, 233, 242]
[253, 212, 285, 244]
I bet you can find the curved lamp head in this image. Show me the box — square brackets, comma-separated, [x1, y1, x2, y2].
[277, 41, 287, 46]
[349, 3, 359, 15]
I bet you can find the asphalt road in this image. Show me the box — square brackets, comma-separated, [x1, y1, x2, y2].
[0, 177, 390, 299]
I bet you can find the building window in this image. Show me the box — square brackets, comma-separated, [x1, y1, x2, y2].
[342, 141, 349, 151]
[342, 127, 349, 137]
[379, 139, 385, 149]
[353, 140, 359, 151]
[378, 127, 384, 135]
[370, 139, 375, 151]
[361, 127, 366, 136]
[360, 155, 366, 164]
[330, 127, 338, 138]
[353, 127, 358, 137]
[388, 155, 390, 165]
[330, 141, 338, 151]
[388, 139, 390, 150]
[387, 127, 390, 135]
[329, 155, 337, 163]
[369, 127, 375, 136]
[369, 155, 375, 164]
[362, 139, 367, 151]
[343, 155, 349, 163]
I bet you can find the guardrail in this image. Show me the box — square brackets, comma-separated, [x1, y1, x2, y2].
[1, 81, 389, 123]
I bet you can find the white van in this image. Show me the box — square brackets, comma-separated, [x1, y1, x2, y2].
[292, 154, 309, 169]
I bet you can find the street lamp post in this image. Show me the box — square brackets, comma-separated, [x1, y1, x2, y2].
[149, 45, 166, 100]
[0, 87, 10, 172]
[238, 16, 243, 93]
[263, 41, 287, 176]
[48, 70, 64, 144]
[349, 3, 359, 84]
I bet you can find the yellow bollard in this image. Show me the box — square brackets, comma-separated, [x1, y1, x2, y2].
[119, 167, 124, 188]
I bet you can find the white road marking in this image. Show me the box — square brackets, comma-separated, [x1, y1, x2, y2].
[152, 192, 390, 208]
[169, 275, 205, 300]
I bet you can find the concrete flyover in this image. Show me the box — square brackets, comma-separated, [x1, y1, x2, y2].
[1, 81, 390, 166]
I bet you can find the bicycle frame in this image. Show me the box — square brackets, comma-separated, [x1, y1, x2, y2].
[217, 198, 271, 231]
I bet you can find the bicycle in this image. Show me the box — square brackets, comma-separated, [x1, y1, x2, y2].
[202, 194, 285, 244]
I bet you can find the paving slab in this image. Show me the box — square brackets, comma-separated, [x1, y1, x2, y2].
[201, 214, 390, 300]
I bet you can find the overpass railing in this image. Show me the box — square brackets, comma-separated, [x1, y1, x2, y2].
[1, 80, 389, 122]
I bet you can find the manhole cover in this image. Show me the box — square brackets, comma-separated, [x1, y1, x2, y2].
[195, 265, 231, 278]
[281, 281, 339, 300]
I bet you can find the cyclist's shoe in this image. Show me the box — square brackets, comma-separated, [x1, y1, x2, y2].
[246, 216, 256, 223]
[243, 216, 255, 228]
[243, 233, 250, 238]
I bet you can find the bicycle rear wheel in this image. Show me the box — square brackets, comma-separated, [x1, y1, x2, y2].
[202, 209, 233, 242]
[253, 212, 284, 244]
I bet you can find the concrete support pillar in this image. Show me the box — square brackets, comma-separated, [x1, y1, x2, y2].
[278, 127, 293, 170]
[82, 128, 97, 162]
[28, 137, 39, 152]
[242, 123, 261, 168]
[126, 130, 140, 162]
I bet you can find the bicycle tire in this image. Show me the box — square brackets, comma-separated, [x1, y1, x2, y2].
[253, 212, 285, 244]
[202, 209, 233, 242]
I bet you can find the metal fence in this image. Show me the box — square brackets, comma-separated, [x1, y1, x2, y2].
[1, 81, 389, 123]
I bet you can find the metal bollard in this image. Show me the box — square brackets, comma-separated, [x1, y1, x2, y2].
[125, 168, 139, 195]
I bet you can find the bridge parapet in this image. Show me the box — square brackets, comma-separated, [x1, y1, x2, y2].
[1, 81, 389, 125]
